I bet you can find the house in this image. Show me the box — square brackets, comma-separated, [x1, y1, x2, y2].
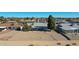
[0, 21, 24, 31]
[57, 22, 79, 34]
[32, 22, 49, 31]
[55, 18, 66, 24]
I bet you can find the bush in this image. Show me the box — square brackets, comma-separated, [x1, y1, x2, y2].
[57, 42, 61, 45]
[72, 43, 77, 45]
[23, 23, 32, 31]
[65, 44, 71, 46]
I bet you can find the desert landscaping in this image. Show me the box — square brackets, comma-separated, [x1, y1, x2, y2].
[0, 30, 78, 46]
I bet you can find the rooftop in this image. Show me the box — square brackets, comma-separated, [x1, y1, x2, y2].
[59, 22, 79, 30]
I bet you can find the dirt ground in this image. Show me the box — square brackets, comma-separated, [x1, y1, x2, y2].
[0, 30, 67, 41]
[0, 30, 78, 46]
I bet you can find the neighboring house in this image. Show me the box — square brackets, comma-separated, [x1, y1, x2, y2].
[0, 21, 24, 31]
[32, 22, 49, 31]
[57, 22, 79, 34]
[20, 18, 49, 31]
[0, 18, 48, 31]
[36, 18, 48, 23]
[56, 18, 66, 24]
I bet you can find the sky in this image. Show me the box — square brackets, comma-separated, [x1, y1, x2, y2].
[0, 12, 79, 18]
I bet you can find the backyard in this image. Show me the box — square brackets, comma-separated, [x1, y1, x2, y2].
[0, 30, 69, 46]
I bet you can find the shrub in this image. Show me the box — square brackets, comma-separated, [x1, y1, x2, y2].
[23, 23, 32, 31]
[57, 42, 61, 45]
[72, 43, 77, 45]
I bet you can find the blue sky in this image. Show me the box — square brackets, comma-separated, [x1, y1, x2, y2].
[0, 12, 79, 18]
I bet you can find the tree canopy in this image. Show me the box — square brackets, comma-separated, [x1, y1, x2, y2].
[47, 15, 56, 30]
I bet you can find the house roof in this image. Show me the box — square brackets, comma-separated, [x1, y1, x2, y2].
[0, 22, 22, 27]
[32, 22, 47, 27]
[59, 23, 79, 31]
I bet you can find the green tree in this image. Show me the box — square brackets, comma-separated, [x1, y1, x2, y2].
[24, 17, 30, 20]
[23, 23, 32, 31]
[47, 15, 56, 30]
[31, 17, 35, 20]
[25, 17, 29, 20]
